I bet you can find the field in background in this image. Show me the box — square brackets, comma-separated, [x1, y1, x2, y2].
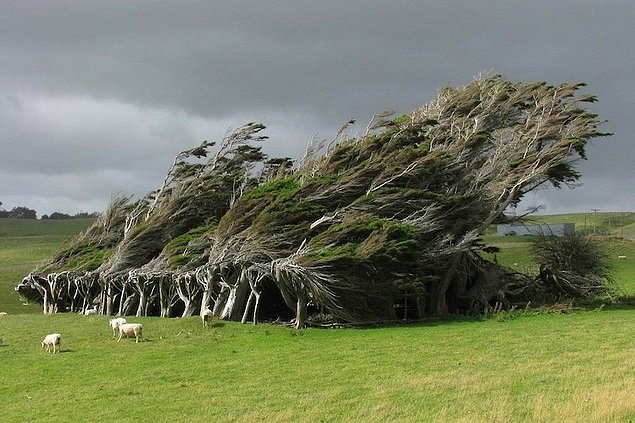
[0, 218, 94, 314]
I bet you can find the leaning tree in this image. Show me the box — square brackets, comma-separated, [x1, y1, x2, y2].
[17, 74, 609, 326]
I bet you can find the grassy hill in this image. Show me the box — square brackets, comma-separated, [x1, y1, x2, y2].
[0, 218, 95, 238]
[527, 212, 635, 239]
[0, 218, 95, 314]
[484, 235, 635, 294]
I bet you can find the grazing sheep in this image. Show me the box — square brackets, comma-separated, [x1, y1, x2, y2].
[618, 255, 626, 260]
[41, 333, 62, 353]
[0, 311, 7, 316]
[117, 323, 143, 343]
[109, 318, 127, 337]
[84, 308, 98, 316]
[201, 308, 213, 327]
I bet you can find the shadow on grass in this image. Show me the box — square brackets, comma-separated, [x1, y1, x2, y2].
[208, 321, 225, 329]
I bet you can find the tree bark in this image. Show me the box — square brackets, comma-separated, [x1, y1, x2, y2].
[213, 286, 229, 316]
[430, 253, 462, 316]
[106, 282, 114, 315]
[295, 291, 308, 329]
[241, 292, 255, 324]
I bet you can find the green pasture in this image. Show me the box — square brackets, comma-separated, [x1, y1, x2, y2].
[526, 211, 635, 238]
[0, 218, 95, 238]
[1, 309, 634, 422]
[0, 216, 634, 421]
[0, 218, 94, 314]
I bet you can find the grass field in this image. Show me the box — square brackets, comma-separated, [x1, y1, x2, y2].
[0, 218, 94, 314]
[525, 212, 635, 239]
[0, 215, 634, 421]
[1, 310, 634, 422]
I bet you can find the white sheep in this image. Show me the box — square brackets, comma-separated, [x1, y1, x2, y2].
[0, 311, 8, 316]
[201, 308, 213, 327]
[109, 318, 127, 337]
[84, 308, 98, 316]
[117, 323, 143, 343]
[41, 333, 62, 353]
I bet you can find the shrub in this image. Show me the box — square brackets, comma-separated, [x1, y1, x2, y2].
[532, 233, 615, 299]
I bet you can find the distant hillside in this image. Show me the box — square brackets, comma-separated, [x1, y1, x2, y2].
[0, 218, 96, 238]
[518, 212, 635, 239]
[0, 218, 95, 314]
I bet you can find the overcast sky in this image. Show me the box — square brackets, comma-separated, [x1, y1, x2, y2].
[1, 1, 633, 217]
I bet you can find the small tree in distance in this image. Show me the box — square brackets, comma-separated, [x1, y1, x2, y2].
[532, 233, 615, 300]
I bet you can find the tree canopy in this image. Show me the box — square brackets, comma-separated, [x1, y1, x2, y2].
[16, 75, 611, 327]
[0, 206, 37, 219]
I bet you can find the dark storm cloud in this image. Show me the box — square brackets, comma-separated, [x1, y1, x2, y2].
[1, 1, 633, 215]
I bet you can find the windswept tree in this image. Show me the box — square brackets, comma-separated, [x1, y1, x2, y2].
[205, 75, 609, 323]
[18, 74, 610, 325]
[533, 232, 614, 300]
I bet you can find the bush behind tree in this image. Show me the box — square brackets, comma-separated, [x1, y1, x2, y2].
[533, 232, 615, 300]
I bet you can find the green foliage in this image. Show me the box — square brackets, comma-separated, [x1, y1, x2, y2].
[257, 199, 326, 229]
[532, 233, 612, 278]
[164, 223, 216, 269]
[391, 114, 411, 125]
[63, 242, 113, 271]
[241, 176, 300, 201]
[305, 216, 421, 279]
[306, 242, 361, 262]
